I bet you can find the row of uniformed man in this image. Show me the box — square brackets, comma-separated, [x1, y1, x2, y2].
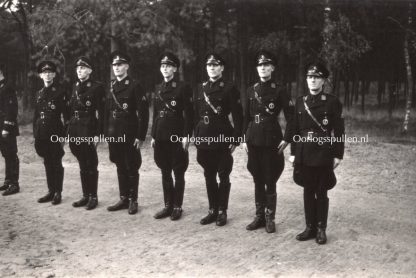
[0, 50, 344, 244]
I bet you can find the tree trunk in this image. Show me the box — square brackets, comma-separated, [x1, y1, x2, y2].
[237, 2, 248, 109]
[296, 48, 306, 97]
[402, 3, 413, 133]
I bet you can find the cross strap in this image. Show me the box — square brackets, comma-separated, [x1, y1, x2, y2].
[157, 90, 174, 112]
[109, 80, 123, 110]
[203, 92, 219, 114]
[253, 89, 274, 115]
[303, 96, 327, 133]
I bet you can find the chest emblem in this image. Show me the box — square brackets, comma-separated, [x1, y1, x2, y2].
[171, 100, 176, 107]
[322, 117, 328, 126]
[268, 103, 275, 109]
[50, 103, 56, 110]
[86, 100, 91, 107]
[122, 103, 128, 109]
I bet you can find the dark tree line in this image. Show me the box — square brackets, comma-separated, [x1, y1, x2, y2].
[0, 0, 415, 132]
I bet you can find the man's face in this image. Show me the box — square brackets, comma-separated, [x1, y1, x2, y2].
[160, 64, 177, 79]
[39, 71, 56, 82]
[112, 63, 129, 77]
[306, 75, 325, 91]
[257, 63, 274, 79]
[206, 64, 224, 79]
[76, 66, 92, 81]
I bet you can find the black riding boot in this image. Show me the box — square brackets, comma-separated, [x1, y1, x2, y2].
[265, 193, 277, 233]
[85, 170, 98, 210]
[2, 156, 19, 195]
[296, 190, 317, 241]
[128, 173, 139, 215]
[51, 165, 63, 205]
[216, 182, 231, 226]
[107, 169, 129, 211]
[316, 197, 329, 244]
[73, 171, 89, 207]
[38, 162, 54, 202]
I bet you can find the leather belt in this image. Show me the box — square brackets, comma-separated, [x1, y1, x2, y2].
[158, 110, 178, 118]
[73, 110, 90, 119]
[111, 110, 126, 118]
[200, 115, 226, 125]
[253, 114, 276, 124]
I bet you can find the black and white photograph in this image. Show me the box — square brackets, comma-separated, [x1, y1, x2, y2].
[0, 0, 415, 277]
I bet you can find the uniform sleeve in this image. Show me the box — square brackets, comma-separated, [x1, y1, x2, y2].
[32, 91, 39, 136]
[3, 84, 18, 133]
[229, 85, 243, 145]
[95, 83, 106, 136]
[183, 83, 194, 137]
[243, 87, 251, 135]
[61, 87, 71, 127]
[290, 98, 300, 156]
[135, 82, 149, 141]
[193, 85, 200, 130]
[280, 87, 295, 143]
[332, 98, 344, 159]
[151, 87, 158, 139]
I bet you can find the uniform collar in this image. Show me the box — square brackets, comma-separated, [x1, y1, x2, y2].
[308, 91, 323, 102]
[162, 77, 176, 87]
[116, 75, 130, 85]
[208, 76, 223, 86]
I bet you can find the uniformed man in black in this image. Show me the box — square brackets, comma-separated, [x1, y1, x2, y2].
[68, 56, 105, 210]
[243, 50, 294, 233]
[34, 60, 68, 205]
[0, 64, 20, 196]
[105, 51, 149, 215]
[151, 52, 193, 220]
[194, 53, 243, 226]
[289, 63, 344, 244]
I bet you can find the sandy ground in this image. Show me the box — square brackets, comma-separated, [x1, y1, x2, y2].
[0, 125, 415, 278]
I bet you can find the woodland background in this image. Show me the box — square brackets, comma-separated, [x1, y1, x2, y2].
[0, 0, 416, 138]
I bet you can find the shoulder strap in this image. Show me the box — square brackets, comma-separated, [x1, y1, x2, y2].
[203, 91, 218, 114]
[157, 90, 174, 111]
[303, 97, 327, 132]
[110, 80, 123, 110]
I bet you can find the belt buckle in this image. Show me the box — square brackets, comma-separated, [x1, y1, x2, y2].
[74, 111, 79, 119]
[159, 111, 165, 118]
[307, 131, 313, 141]
[255, 114, 260, 124]
[40, 112, 45, 119]
[203, 115, 209, 125]
[112, 111, 117, 118]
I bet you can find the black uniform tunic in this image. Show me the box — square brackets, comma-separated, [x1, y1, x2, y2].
[152, 79, 193, 208]
[194, 77, 243, 211]
[0, 80, 19, 187]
